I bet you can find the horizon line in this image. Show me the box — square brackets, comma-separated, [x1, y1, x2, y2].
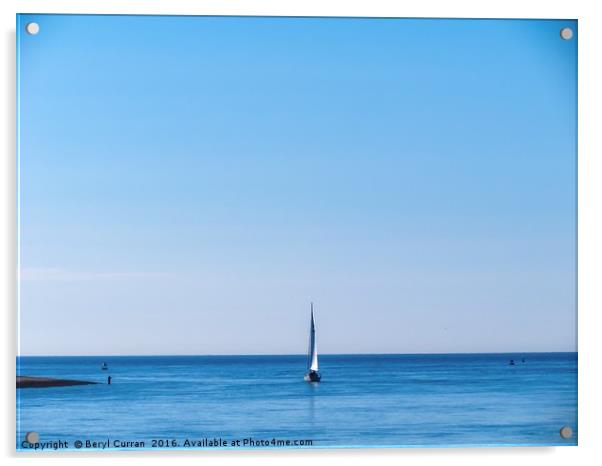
[16, 350, 578, 358]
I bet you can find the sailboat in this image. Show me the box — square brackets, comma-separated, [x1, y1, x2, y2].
[304, 303, 321, 382]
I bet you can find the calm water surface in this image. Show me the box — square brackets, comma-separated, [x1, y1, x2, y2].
[16, 353, 577, 450]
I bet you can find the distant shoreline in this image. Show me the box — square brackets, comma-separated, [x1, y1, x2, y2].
[17, 376, 98, 389]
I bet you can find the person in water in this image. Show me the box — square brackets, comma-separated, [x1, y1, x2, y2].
[107, 376, 112, 385]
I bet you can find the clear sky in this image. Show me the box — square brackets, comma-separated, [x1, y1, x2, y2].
[18, 15, 577, 355]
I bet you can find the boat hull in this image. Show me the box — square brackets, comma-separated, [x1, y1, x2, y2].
[304, 371, 321, 382]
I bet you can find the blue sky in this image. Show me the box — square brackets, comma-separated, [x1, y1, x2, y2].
[18, 15, 577, 355]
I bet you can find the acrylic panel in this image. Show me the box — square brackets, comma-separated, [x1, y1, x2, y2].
[16, 14, 577, 451]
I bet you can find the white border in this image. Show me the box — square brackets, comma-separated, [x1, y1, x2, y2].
[2, 1, 601, 465]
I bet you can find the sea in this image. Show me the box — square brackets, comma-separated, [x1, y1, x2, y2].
[16, 353, 577, 450]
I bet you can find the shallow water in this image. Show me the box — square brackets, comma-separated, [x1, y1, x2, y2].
[16, 353, 577, 450]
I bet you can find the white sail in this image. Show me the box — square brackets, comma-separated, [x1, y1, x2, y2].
[308, 303, 319, 372]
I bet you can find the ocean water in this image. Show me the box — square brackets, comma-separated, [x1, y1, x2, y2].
[16, 353, 577, 450]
